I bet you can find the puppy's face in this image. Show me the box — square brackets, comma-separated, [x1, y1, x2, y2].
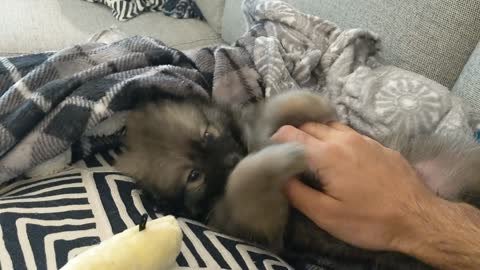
[116, 99, 245, 220]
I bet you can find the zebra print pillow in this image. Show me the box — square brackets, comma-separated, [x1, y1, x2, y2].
[0, 149, 292, 270]
[84, 0, 203, 21]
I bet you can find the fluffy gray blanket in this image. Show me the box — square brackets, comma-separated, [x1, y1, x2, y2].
[241, 0, 474, 137]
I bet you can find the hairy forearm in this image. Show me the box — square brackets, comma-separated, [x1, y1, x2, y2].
[395, 199, 480, 270]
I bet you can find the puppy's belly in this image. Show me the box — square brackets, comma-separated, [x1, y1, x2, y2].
[414, 160, 460, 200]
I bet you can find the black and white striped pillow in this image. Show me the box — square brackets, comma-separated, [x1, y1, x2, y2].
[85, 0, 202, 21]
[0, 149, 293, 270]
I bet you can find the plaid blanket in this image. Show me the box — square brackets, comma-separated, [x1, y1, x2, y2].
[1, 0, 474, 184]
[0, 0, 476, 269]
[0, 37, 265, 183]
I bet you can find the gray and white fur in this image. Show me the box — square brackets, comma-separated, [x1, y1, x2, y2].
[116, 90, 480, 270]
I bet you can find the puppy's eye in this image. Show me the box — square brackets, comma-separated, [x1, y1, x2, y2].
[187, 169, 202, 183]
[203, 130, 215, 143]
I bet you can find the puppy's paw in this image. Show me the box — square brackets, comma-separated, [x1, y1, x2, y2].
[227, 143, 307, 194]
[248, 143, 308, 181]
[263, 143, 308, 178]
[263, 90, 337, 130]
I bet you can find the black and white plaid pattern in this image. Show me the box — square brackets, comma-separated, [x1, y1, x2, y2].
[0, 37, 208, 183]
[84, 0, 203, 21]
[0, 36, 263, 184]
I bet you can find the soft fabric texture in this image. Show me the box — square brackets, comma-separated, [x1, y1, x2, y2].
[0, 0, 474, 192]
[453, 41, 480, 130]
[87, 25, 131, 44]
[0, 150, 292, 270]
[60, 215, 182, 270]
[0, 40, 205, 183]
[0, 36, 264, 184]
[221, 0, 245, 44]
[223, 0, 480, 88]
[239, 0, 473, 140]
[0, 0, 477, 269]
[0, 0, 221, 54]
[195, 0, 226, 33]
[84, 0, 203, 21]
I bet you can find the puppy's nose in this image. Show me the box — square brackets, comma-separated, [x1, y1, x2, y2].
[225, 153, 242, 168]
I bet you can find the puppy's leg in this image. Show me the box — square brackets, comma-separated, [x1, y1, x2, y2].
[261, 90, 337, 133]
[208, 143, 307, 251]
[244, 91, 337, 151]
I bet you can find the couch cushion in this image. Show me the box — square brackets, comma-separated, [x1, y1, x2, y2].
[195, 0, 225, 34]
[0, 150, 293, 270]
[222, 0, 247, 44]
[452, 42, 480, 129]
[222, 0, 480, 88]
[0, 0, 222, 54]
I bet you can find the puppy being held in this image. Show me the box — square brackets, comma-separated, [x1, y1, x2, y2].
[116, 90, 480, 270]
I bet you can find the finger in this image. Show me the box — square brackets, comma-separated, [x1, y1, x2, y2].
[362, 135, 383, 147]
[327, 121, 355, 132]
[284, 178, 338, 220]
[272, 125, 319, 146]
[299, 122, 335, 141]
[273, 125, 333, 171]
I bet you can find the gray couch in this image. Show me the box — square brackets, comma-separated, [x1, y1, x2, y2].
[1, 0, 479, 122]
[0, 0, 225, 54]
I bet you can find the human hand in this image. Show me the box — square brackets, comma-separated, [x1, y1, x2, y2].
[272, 122, 440, 252]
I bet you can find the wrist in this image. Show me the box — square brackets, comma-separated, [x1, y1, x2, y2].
[390, 197, 480, 270]
[388, 195, 451, 255]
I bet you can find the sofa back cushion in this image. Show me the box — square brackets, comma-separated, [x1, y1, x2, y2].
[196, 0, 225, 33]
[453, 42, 480, 129]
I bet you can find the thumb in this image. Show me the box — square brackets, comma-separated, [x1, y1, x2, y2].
[284, 178, 338, 222]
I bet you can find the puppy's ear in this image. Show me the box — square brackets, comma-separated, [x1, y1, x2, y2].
[125, 107, 151, 136]
[125, 103, 170, 142]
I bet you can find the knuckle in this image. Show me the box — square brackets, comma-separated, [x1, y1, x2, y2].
[322, 142, 340, 155]
[384, 147, 403, 159]
[390, 149, 404, 159]
[343, 132, 363, 144]
[301, 122, 317, 131]
[273, 125, 298, 141]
